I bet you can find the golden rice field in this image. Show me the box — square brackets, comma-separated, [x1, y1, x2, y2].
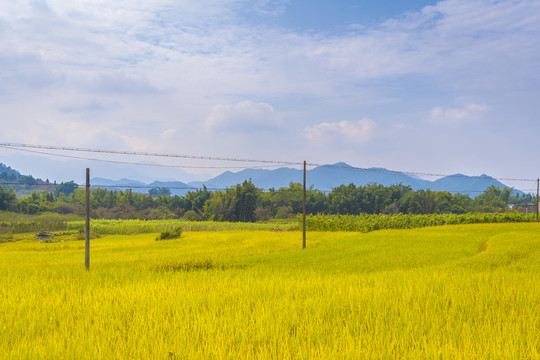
[1, 223, 540, 359]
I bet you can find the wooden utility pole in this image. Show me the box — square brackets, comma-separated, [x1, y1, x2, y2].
[536, 179, 540, 222]
[85, 168, 90, 270]
[303, 161, 306, 249]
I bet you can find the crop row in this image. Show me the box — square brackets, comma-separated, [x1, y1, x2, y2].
[301, 212, 537, 232]
[0, 220, 69, 234]
[1, 212, 535, 235]
[65, 219, 298, 235]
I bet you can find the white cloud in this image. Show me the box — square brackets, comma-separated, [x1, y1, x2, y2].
[429, 103, 490, 123]
[0, 0, 539, 180]
[303, 119, 375, 144]
[2, 0, 539, 101]
[205, 100, 283, 133]
[160, 128, 176, 139]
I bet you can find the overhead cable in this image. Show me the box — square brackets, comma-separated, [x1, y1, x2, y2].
[0, 142, 302, 166]
[0, 145, 285, 170]
[1, 141, 537, 183]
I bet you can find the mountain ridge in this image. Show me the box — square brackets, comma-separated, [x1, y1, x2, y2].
[187, 162, 523, 197]
[1, 161, 525, 197]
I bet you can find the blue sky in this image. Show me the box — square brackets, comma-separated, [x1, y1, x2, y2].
[243, 0, 440, 30]
[0, 0, 539, 189]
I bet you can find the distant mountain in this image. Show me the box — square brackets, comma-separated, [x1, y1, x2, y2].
[189, 167, 301, 190]
[188, 162, 523, 198]
[2, 161, 525, 198]
[92, 177, 146, 191]
[428, 174, 519, 197]
[188, 162, 429, 191]
[0, 163, 20, 178]
[91, 178, 195, 196]
[0, 162, 54, 194]
[147, 181, 196, 196]
[307, 163, 430, 190]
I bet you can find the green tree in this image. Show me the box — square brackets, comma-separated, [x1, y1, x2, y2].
[203, 188, 237, 221]
[54, 181, 78, 197]
[184, 186, 211, 214]
[148, 187, 171, 197]
[410, 190, 440, 214]
[473, 186, 512, 212]
[448, 193, 472, 214]
[265, 183, 304, 214]
[0, 186, 16, 210]
[329, 184, 361, 215]
[306, 186, 329, 214]
[234, 180, 259, 222]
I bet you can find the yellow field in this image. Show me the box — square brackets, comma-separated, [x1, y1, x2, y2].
[1, 224, 540, 359]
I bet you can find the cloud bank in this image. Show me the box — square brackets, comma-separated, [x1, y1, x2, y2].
[206, 100, 283, 133]
[0, 0, 539, 181]
[430, 103, 491, 124]
[304, 119, 375, 144]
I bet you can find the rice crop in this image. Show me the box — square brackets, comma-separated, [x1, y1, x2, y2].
[1, 223, 540, 358]
[65, 218, 298, 235]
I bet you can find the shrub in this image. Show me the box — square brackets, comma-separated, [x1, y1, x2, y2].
[156, 227, 182, 241]
[275, 206, 294, 219]
[182, 210, 203, 221]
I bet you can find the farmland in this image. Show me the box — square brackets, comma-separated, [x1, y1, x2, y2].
[1, 223, 540, 358]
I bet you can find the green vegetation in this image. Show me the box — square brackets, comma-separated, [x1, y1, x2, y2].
[148, 187, 171, 197]
[1, 224, 540, 358]
[1, 179, 535, 222]
[303, 212, 536, 232]
[2, 211, 538, 239]
[0, 212, 82, 234]
[66, 219, 298, 235]
[1, 211, 536, 237]
[0, 162, 58, 196]
[156, 227, 182, 240]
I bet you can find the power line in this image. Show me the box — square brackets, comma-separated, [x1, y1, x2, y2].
[0, 145, 287, 170]
[310, 163, 537, 183]
[0, 142, 303, 166]
[1, 141, 537, 183]
[2, 181, 535, 195]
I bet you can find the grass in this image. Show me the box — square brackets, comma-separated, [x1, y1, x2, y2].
[1, 212, 534, 236]
[1, 224, 540, 358]
[66, 218, 298, 234]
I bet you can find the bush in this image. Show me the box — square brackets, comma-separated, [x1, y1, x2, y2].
[254, 206, 273, 221]
[156, 227, 182, 241]
[275, 206, 294, 219]
[183, 210, 203, 221]
[76, 231, 100, 240]
[54, 203, 77, 215]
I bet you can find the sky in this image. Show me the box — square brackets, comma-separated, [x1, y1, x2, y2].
[0, 0, 539, 189]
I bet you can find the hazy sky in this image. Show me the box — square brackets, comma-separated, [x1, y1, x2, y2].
[0, 0, 539, 188]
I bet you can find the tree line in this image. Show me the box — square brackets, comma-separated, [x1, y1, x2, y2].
[0, 180, 534, 221]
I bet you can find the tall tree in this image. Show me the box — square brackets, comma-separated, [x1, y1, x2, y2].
[410, 190, 439, 214]
[54, 181, 79, 197]
[234, 180, 259, 222]
[0, 187, 16, 210]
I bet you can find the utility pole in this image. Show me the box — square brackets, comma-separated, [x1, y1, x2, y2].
[85, 168, 90, 270]
[536, 179, 540, 222]
[303, 161, 306, 249]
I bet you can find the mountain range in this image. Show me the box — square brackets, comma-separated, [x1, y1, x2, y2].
[91, 178, 196, 196]
[91, 162, 522, 198]
[1, 160, 523, 197]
